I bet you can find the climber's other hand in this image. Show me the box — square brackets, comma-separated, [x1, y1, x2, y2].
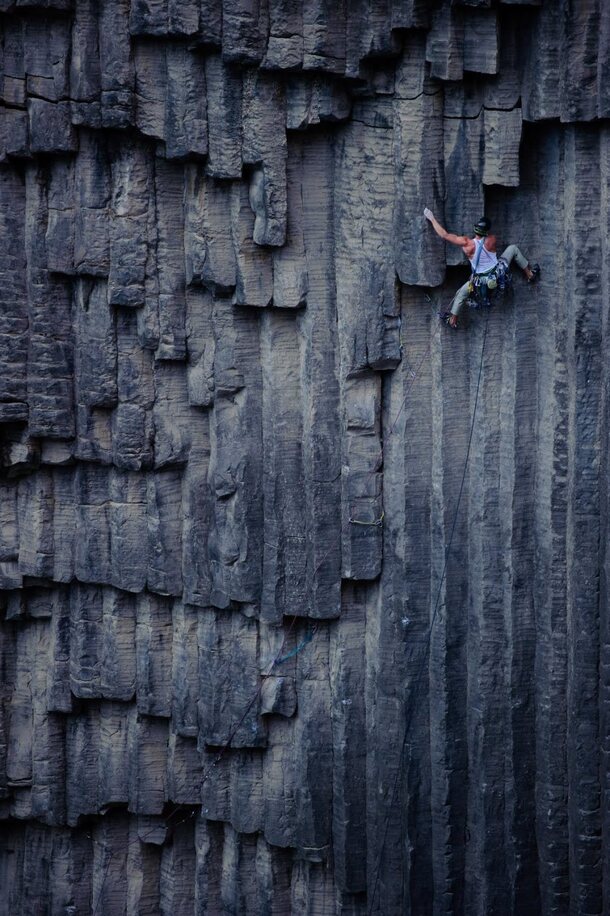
[423, 208, 434, 221]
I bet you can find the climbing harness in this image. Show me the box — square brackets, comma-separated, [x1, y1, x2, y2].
[468, 257, 512, 308]
[441, 241, 513, 329]
[460, 233, 514, 316]
[466, 257, 512, 310]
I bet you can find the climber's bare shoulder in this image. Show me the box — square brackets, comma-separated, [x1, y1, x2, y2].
[461, 237, 475, 256]
[461, 234, 497, 257]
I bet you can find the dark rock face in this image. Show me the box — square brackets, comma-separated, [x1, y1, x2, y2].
[0, 2, 609, 913]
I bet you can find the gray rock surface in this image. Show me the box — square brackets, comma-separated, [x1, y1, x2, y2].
[0, 1, 609, 913]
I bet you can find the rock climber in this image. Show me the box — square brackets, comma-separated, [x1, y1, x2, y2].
[423, 209, 540, 328]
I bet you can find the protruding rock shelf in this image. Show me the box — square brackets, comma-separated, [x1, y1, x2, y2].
[0, 2, 609, 913]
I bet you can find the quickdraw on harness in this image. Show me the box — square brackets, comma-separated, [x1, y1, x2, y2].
[466, 238, 511, 310]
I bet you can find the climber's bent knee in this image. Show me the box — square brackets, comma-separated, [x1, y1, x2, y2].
[501, 244, 528, 270]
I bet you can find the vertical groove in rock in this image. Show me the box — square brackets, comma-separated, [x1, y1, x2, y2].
[299, 132, 341, 620]
[431, 284, 470, 916]
[600, 125, 610, 916]
[565, 126, 604, 916]
[531, 124, 571, 915]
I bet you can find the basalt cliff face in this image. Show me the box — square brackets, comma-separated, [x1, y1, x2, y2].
[0, 1, 609, 914]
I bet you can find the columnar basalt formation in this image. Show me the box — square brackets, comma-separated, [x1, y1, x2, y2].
[0, 2, 609, 914]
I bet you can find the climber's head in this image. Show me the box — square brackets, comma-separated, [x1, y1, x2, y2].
[474, 217, 491, 237]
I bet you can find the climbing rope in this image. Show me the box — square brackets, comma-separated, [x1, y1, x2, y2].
[367, 309, 491, 916]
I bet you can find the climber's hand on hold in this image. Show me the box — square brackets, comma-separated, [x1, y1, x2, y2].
[423, 208, 434, 221]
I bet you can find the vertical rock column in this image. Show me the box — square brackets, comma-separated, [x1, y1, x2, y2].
[564, 126, 604, 916]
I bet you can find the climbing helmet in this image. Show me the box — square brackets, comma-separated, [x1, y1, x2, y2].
[473, 217, 491, 236]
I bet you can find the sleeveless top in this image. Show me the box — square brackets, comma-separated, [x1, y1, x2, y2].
[468, 237, 498, 274]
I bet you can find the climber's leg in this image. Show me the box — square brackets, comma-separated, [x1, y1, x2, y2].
[500, 244, 527, 269]
[501, 244, 540, 282]
[450, 280, 471, 317]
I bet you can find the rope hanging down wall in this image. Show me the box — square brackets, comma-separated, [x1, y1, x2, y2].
[368, 309, 491, 915]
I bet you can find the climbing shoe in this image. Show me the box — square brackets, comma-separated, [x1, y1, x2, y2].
[527, 263, 541, 284]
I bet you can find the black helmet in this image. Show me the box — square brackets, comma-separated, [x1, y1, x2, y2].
[474, 217, 491, 236]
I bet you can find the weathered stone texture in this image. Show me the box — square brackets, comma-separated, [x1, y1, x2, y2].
[0, 2, 609, 914]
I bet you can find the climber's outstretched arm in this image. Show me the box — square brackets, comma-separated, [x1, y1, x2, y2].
[423, 208, 469, 247]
